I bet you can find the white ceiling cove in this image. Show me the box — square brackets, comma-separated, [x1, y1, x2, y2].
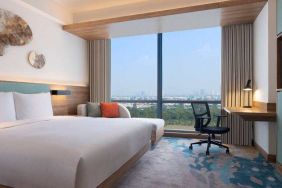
[18, 0, 266, 38]
[53, 0, 149, 12]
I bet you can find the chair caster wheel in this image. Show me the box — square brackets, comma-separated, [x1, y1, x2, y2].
[226, 149, 230, 154]
[189, 145, 193, 150]
[206, 151, 210, 155]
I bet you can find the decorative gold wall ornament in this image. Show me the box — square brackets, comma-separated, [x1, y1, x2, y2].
[28, 51, 46, 69]
[0, 9, 32, 56]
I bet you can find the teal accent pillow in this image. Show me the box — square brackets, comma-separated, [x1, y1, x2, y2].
[87, 102, 101, 117]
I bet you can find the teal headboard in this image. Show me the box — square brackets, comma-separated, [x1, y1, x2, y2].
[0, 81, 50, 94]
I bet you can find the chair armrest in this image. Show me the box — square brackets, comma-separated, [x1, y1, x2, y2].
[77, 104, 87, 116]
[215, 115, 227, 127]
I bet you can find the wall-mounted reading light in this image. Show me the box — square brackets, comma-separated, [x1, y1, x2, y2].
[243, 79, 252, 108]
[50, 90, 71, 96]
[243, 79, 252, 91]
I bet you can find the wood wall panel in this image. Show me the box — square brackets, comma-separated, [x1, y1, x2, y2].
[50, 85, 89, 115]
[220, 2, 266, 25]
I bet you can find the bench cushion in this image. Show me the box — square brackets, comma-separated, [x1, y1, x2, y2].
[132, 118, 164, 131]
[132, 118, 165, 144]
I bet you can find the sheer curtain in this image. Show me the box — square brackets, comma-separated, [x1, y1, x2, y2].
[221, 24, 254, 145]
[88, 40, 111, 102]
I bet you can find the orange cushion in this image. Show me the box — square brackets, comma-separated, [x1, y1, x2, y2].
[100, 102, 120, 118]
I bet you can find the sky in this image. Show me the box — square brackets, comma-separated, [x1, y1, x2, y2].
[111, 27, 221, 97]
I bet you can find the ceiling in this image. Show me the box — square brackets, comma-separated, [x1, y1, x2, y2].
[63, 0, 267, 40]
[53, 0, 150, 13]
[19, 0, 267, 39]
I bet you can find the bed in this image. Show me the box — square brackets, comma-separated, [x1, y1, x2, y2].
[0, 81, 153, 188]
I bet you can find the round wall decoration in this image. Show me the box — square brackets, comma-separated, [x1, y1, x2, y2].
[28, 51, 46, 69]
[0, 8, 33, 56]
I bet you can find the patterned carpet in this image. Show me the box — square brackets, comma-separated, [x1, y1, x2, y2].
[116, 137, 282, 188]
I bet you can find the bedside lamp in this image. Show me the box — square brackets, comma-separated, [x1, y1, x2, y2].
[243, 79, 252, 108]
[50, 90, 71, 96]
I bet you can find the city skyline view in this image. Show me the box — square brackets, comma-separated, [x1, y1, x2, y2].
[111, 89, 220, 98]
[111, 27, 221, 98]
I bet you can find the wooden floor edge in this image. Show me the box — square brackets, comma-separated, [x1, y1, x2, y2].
[97, 143, 150, 188]
[164, 131, 220, 140]
[254, 141, 276, 163]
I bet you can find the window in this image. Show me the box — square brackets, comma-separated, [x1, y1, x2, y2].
[111, 27, 221, 130]
[111, 34, 158, 118]
[163, 27, 221, 130]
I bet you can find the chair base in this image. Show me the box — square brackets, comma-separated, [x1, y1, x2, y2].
[189, 135, 229, 155]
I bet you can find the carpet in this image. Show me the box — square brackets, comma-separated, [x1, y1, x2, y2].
[116, 137, 282, 188]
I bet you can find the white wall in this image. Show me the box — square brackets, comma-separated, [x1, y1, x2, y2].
[254, 122, 269, 151]
[254, 4, 269, 102]
[20, 0, 73, 24]
[0, 0, 88, 86]
[253, 1, 277, 155]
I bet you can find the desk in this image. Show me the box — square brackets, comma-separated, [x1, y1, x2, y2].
[223, 107, 276, 122]
[224, 104, 277, 159]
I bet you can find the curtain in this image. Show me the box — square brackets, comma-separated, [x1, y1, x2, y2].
[88, 40, 111, 103]
[221, 24, 254, 146]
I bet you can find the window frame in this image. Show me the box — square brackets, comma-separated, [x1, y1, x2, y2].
[111, 32, 221, 131]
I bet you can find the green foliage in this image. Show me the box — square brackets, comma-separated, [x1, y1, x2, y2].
[127, 103, 157, 118]
[125, 103, 221, 129]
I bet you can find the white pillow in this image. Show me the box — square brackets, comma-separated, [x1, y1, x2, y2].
[0, 92, 16, 122]
[13, 92, 54, 120]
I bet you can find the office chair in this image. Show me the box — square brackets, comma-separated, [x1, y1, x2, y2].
[189, 102, 230, 155]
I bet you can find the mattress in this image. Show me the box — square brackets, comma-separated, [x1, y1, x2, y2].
[0, 116, 152, 188]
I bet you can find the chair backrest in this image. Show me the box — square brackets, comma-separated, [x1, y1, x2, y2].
[191, 102, 211, 131]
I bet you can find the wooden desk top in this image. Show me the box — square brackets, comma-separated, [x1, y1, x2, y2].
[223, 107, 277, 122]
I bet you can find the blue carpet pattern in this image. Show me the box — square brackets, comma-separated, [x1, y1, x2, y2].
[117, 137, 282, 188]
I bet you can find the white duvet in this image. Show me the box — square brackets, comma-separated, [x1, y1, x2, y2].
[0, 116, 153, 188]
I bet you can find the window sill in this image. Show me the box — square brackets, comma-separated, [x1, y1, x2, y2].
[164, 130, 220, 139]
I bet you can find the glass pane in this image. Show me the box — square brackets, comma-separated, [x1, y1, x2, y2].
[163, 27, 221, 130]
[111, 34, 157, 100]
[163, 103, 222, 131]
[163, 103, 194, 130]
[209, 103, 222, 126]
[120, 103, 157, 118]
[162, 27, 221, 100]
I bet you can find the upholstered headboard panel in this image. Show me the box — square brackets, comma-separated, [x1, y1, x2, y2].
[0, 81, 89, 115]
[0, 81, 50, 94]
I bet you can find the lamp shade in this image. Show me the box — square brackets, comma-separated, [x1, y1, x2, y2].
[243, 79, 252, 91]
[50, 90, 71, 95]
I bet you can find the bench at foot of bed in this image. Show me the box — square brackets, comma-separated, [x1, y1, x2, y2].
[131, 118, 164, 145]
[77, 104, 165, 145]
